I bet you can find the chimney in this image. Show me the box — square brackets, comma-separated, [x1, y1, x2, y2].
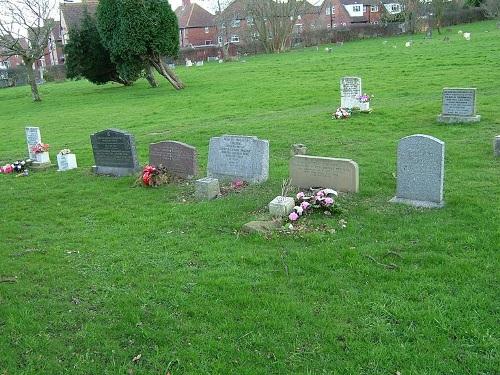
[182, 0, 191, 8]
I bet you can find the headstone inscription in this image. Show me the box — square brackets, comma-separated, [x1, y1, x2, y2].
[149, 141, 197, 179]
[340, 77, 362, 109]
[25, 127, 41, 160]
[390, 134, 445, 208]
[290, 155, 359, 193]
[437, 88, 480, 123]
[90, 129, 139, 176]
[207, 135, 269, 183]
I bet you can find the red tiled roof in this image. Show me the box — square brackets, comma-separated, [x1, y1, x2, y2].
[175, 3, 215, 29]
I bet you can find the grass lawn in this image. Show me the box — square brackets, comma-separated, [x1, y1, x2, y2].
[1, 20, 499, 374]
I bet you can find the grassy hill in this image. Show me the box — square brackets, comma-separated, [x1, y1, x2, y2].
[0, 20, 499, 374]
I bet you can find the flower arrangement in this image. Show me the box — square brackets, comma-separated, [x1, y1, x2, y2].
[0, 159, 31, 175]
[333, 107, 351, 120]
[288, 188, 338, 222]
[138, 165, 174, 187]
[356, 93, 372, 103]
[59, 148, 72, 155]
[31, 143, 50, 154]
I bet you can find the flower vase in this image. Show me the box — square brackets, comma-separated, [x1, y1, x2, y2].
[359, 101, 370, 112]
[57, 153, 77, 171]
[35, 152, 50, 164]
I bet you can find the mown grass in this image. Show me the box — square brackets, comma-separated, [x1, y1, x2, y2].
[0, 20, 499, 374]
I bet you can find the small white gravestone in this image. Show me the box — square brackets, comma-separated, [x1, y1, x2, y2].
[57, 153, 77, 171]
[269, 196, 295, 218]
[195, 61, 204, 67]
[195, 177, 220, 200]
[390, 134, 445, 208]
[185, 59, 193, 67]
[405, 41, 412, 47]
[463, 32, 471, 41]
[25, 126, 41, 159]
[437, 88, 480, 123]
[340, 77, 362, 109]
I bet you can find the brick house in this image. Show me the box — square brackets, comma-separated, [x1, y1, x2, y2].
[0, 39, 27, 69]
[175, 0, 217, 48]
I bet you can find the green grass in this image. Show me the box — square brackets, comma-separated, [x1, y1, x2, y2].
[1, 20, 499, 374]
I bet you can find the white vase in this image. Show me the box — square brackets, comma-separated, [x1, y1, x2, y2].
[57, 153, 77, 171]
[359, 101, 370, 112]
[35, 152, 50, 163]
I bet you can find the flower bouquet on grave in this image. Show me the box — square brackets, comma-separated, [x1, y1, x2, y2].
[31, 143, 50, 163]
[333, 107, 352, 120]
[0, 159, 31, 176]
[58, 148, 72, 155]
[138, 165, 172, 187]
[288, 188, 338, 222]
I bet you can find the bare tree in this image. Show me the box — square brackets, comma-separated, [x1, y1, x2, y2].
[247, 0, 306, 53]
[0, 0, 54, 101]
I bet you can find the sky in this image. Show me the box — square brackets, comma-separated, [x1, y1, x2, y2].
[168, 0, 322, 13]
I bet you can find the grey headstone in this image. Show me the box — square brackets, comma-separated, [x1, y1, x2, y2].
[494, 136, 500, 157]
[390, 134, 445, 208]
[25, 126, 41, 159]
[195, 177, 220, 200]
[340, 77, 361, 109]
[90, 129, 140, 176]
[437, 88, 480, 123]
[207, 135, 269, 183]
[149, 141, 197, 179]
[269, 196, 295, 217]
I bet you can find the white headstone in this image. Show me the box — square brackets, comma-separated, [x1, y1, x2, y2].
[25, 127, 41, 159]
[207, 135, 269, 183]
[340, 77, 362, 109]
[390, 134, 445, 208]
[57, 154, 78, 171]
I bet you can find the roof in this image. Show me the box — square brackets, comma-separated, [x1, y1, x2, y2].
[60, 0, 98, 31]
[341, 0, 379, 5]
[175, 3, 215, 29]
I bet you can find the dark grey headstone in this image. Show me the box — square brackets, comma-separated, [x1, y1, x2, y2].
[437, 88, 480, 123]
[390, 134, 445, 208]
[149, 141, 197, 179]
[90, 129, 139, 176]
[207, 135, 269, 183]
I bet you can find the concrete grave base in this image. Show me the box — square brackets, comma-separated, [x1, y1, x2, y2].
[92, 166, 139, 177]
[31, 162, 52, 169]
[390, 196, 444, 209]
[437, 114, 481, 123]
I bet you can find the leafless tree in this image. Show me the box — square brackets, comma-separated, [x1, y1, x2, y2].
[0, 0, 55, 101]
[247, 0, 307, 53]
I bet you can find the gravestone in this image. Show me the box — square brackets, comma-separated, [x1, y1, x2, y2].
[269, 196, 295, 217]
[494, 136, 500, 157]
[290, 155, 359, 193]
[390, 134, 445, 208]
[437, 88, 480, 123]
[207, 135, 269, 183]
[25, 126, 41, 159]
[340, 77, 362, 109]
[90, 129, 140, 176]
[149, 141, 197, 179]
[195, 177, 220, 200]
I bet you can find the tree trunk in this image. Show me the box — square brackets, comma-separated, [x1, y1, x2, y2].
[145, 64, 158, 88]
[25, 60, 41, 102]
[150, 56, 184, 90]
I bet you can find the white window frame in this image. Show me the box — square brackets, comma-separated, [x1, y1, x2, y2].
[204, 27, 209, 34]
[391, 4, 400, 12]
[371, 5, 378, 12]
[231, 19, 241, 28]
[353, 5, 361, 12]
[230, 34, 240, 43]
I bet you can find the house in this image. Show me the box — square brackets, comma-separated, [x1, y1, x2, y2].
[175, 0, 217, 48]
[0, 38, 28, 69]
[59, 0, 99, 46]
[42, 20, 64, 66]
[314, 0, 386, 28]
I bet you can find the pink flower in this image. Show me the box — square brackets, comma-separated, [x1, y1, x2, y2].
[296, 192, 305, 200]
[316, 190, 325, 197]
[300, 201, 310, 210]
[289, 212, 299, 221]
[323, 197, 334, 206]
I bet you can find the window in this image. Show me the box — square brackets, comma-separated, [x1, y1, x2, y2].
[251, 32, 259, 39]
[353, 5, 361, 12]
[247, 16, 254, 25]
[231, 19, 240, 28]
[204, 27, 209, 34]
[217, 36, 223, 44]
[205, 40, 212, 45]
[391, 4, 400, 12]
[371, 5, 378, 12]
[231, 35, 240, 43]
[326, 6, 335, 15]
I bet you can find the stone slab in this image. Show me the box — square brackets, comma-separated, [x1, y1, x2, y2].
[340, 77, 362, 109]
[290, 155, 359, 193]
[57, 154, 77, 171]
[25, 126, 41, 160]
[149, 141, 197, 179]
[242, 220, 281, 235]
[195, 177, 220, 200]
[437, 114, 481, 124]
[269, 196, 295, 217]
[90, 129, 139, 176]
[207, 135, 269, 183]
[391, 134, 445, 207]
